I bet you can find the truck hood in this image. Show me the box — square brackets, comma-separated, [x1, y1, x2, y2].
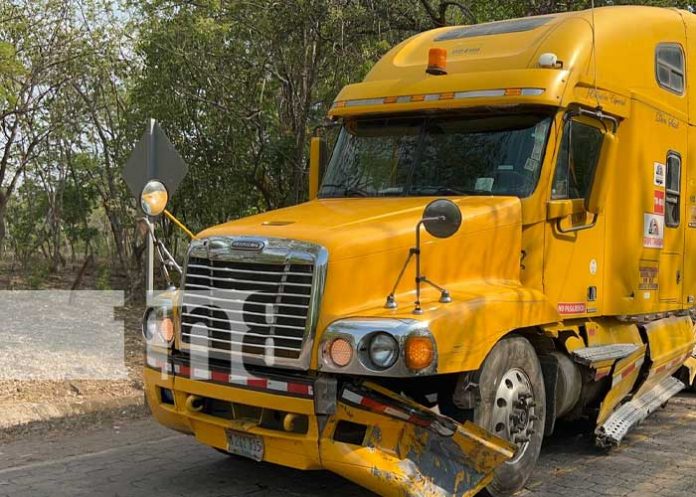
[197, 196, 521, 263]
[196, 196, 524, 324]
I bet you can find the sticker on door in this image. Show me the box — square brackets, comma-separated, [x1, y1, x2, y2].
[643, 213, 664, 248]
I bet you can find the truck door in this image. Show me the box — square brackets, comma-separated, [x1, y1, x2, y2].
[684, 133, 696, 305]
[543, 116, 606, 317]
[660, 151, 684, 304]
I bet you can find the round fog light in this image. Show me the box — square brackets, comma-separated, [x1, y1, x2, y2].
[159, 317, 174, 343]
[368, 332, 399, 369]
[329, 338, 353, 367]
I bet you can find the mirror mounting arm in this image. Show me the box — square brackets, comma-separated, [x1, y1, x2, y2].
[385, 247, 418, 309]
[143, 217, 183, 289]
[384, 199, 461, 312]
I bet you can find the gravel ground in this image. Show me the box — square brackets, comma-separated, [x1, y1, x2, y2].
[0, 260, 146, 431]
[0, 304, 143, 404]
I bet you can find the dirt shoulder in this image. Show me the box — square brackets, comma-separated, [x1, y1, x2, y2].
[0, 261, 149, 435]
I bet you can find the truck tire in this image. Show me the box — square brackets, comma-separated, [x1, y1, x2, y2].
[445, 336, 546, 497]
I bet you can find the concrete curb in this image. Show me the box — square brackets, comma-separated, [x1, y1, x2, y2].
[1, 393, 147, 438]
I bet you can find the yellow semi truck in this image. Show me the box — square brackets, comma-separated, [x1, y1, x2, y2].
[132, 6, 696, 497]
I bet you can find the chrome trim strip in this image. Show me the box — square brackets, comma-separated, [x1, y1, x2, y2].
[183, 301, 309, 311]
[183, 334, 304, 352]
[186, 273, 313, 288]
[187, 263, 313, 278]
[182, 309, 306, 322]
[182, 316, 305, 331]
[183, 286, 311, 299]
[181, 325, 304, 341]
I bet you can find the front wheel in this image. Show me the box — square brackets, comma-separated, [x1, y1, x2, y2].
[444, 336, 546, 497]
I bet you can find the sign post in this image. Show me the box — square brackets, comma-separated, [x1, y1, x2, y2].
[123, 120, 188, 299]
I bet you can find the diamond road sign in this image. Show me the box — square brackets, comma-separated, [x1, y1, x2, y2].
[123, 119, 188, 199]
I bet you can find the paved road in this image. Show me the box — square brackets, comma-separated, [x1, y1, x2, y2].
[1, 394, 695, 497]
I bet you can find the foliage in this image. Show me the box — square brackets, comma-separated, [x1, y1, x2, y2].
[0, 0, 690, 294]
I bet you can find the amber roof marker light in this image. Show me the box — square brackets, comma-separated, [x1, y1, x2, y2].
[426, 47, 447, 75]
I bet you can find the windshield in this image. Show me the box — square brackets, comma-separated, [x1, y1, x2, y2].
[319, 112, 553, 198]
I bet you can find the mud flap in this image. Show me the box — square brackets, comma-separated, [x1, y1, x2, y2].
[319, 382, 515, 497]
[683, 356, 696, 386]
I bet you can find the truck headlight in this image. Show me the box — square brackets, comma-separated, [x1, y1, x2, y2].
[368, 332, 399, 369]
[142, 306, 174, 347]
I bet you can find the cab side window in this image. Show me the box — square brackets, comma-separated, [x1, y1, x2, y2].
[551, 120, 604, 200]
[656, 44, 685, 95]
[665, 152, 681, 227]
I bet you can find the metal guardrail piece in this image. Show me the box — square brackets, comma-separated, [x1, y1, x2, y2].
[595, 376, 685, 448]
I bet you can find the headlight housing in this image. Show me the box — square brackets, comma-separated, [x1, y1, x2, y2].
[142, 306, 175, 348]
[320, 319, 436, 376]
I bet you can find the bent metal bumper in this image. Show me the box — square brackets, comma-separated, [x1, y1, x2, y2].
[144, 358, 514, 497]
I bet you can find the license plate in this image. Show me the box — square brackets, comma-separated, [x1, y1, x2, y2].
[226, 430, 264, 461]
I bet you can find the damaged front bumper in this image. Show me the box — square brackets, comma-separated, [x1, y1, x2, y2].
[324, 381, 515, 497]
[145, 355, 514, 497]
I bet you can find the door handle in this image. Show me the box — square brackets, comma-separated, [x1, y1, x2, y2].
[555, 213, 598, 234]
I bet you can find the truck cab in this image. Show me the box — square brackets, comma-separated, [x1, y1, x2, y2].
[139, 7, 696, 497]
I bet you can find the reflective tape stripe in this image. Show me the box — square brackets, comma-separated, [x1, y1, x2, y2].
[648, 355, 686, 378]
[455, 89, 505, 99]
[341, 388, 434, 428]
[384, 406, 410, 421]
[341, 389, 364, 405]
[612, 358, 644, 387]
[172, 365, 313, 397]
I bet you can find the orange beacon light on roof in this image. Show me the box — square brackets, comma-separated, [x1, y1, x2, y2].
[426, 47, 447, 75]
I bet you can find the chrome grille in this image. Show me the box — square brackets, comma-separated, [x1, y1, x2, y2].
[180, 237, 327, 370]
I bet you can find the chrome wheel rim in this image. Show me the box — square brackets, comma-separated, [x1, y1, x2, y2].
[491, 367, 537, 464]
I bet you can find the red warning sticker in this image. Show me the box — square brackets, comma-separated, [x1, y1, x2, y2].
[654, 190, 665, 215]
[557, 302, 587, 314]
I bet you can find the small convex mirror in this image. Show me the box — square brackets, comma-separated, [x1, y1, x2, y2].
[141, 179, 168, 217]
[422, 199, 462, 238]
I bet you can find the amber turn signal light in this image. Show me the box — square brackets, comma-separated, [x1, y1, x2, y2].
[159, 317, 175, 343]
[405, 336, 435, 370]
[426, 47, 447, 75]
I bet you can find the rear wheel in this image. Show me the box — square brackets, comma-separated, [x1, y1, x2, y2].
[444, 337, 546, 497]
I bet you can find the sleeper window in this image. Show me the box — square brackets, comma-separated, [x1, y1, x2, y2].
[551, 120, 604, 200]
[665, 153, 681, 227]
[656, 44, 685, 94]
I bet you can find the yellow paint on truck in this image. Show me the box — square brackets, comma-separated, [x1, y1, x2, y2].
[144, 6, 696, 497]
